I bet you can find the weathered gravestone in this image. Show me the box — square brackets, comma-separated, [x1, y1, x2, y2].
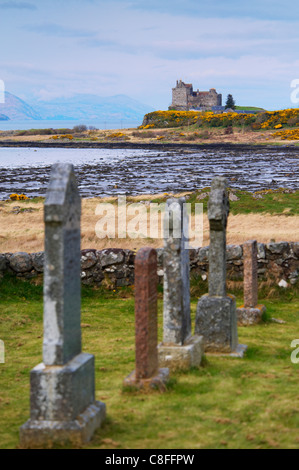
[123, 247, 169, 390]
[20, 163, 106, 448]
[237, 240, 266, 326]
[158, 198, 204, 370]
[195, 177, 247, 356]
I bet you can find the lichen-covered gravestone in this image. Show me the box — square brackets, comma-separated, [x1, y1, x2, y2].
[195, 177, 247, 356]
[123, 247, 169, 390]
[20, 163, 106, 448]
[158, 198, 204, 370]
[237, 240, 266, 326]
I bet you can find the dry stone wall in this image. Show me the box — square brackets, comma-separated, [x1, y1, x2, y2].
[0, 242, 298, 288]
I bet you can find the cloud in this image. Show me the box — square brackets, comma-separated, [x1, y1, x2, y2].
[0, 1, 37, 10]
[128, 0, 299, 21]
[22, 22, 95, 38]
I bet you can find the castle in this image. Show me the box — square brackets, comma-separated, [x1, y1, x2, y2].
[170, 80, 222, 111]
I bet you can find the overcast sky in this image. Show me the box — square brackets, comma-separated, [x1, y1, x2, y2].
[1, 0, 299, 110]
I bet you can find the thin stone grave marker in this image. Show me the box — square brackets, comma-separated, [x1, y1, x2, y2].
[237, 240, 266, 325]
[20, 163, 106, 447]
[124, 247, 169, 390]
[158, 198, 204, 370]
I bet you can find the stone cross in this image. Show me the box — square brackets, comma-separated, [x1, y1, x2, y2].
[124, 247, 169, 390]
[195, 176, 246, 356]
[243, 240, 258, 308]
[163, 198, 191, 345]
[20, 164, 106, 448]
[208, 177, 229, 297]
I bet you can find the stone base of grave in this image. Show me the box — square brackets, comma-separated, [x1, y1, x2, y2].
[195, 294, 238, 353]
[237, 305, 266, 326]
[206, 343, 248, 358]
[19, 353, 106, 448]
[157, 335, 204, 371]
[123, 368, 169, 392]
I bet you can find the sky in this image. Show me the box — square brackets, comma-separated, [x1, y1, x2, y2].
[0, 0, 299, 110]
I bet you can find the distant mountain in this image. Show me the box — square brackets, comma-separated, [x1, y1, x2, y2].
[0, 91, 154, 122]
[32, 93, 154, 121]
[0, 92, 41, 120]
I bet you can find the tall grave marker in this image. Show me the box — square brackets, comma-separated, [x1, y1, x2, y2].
[195, 177, 246, 356]
[158, 198, 204, 370]
[124, 247, 169, 390]
[20, 164, 106, 447]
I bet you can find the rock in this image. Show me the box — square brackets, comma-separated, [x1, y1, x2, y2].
[271, 318, 287, 324]
[81, 250, 97, 269]
[32, 252, 44, 272]
[278, 279, 288, 288]
[291, 242, 299, 258]
[229, 192, 239, 201]
[266, 242, 289, 255]
[99, 249, 124, 267]
[0, 254, 7, 272]
[197, 192, 208, 200]
[257, 243, 266, 259]
[227, 244, 242, 261]
[9, 252, 33, 273]
[198, 246, 209, 262]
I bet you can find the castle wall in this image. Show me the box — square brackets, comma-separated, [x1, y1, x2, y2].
[172, 86, 189, 109]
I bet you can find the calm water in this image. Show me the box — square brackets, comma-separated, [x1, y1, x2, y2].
[0, 146, 298, 199]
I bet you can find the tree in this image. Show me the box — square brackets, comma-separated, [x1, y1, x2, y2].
[225, 94, 236, 110]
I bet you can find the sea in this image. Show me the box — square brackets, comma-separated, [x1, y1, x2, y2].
[0, 145, 298, 200]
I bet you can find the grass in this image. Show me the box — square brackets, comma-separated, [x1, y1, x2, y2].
[235, 106, 265, 112]
[184, 188, 299, 216]
[1, 274, 299, 449]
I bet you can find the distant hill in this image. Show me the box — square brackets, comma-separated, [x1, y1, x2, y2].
[0, 92, 41, 120]
[0, 91, 154, 122]
[32, 93, 154, 121]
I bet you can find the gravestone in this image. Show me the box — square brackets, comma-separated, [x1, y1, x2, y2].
[158, 198, 204, 370]
[237, 240, 266, 325]
[124, 247, 169, 390]
[0, 339, 4, 364]
[20, 163, 106, 448]
[195, 177, 246, 356]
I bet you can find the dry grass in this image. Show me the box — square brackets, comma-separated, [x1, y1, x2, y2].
[0, 126, 293, 145]
[0, 198, 298, 253]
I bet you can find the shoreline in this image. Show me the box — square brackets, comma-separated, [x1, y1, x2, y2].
[0, 140, 298, 151]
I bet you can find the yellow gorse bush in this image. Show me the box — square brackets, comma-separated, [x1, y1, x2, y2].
[272, 128, 299, 140]
[10, 194, 29, 201]
[143, 108, 299, 130]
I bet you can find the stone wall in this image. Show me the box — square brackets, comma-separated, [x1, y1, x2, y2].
[1, 242, 298, 288]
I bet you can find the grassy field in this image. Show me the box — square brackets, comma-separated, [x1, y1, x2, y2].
[1, 189, 298, 253]
[0, 275, 299, 449]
